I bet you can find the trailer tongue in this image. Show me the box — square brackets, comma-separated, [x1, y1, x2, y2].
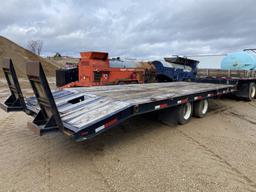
[0, 60, 236, 141]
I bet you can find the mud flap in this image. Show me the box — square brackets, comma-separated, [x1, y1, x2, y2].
[0, 59, 27, 112]
[26, 61, 64, 135]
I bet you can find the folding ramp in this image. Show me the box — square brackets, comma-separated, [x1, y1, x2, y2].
[25, 61, 133, 139]
[0, 59, 27, 112]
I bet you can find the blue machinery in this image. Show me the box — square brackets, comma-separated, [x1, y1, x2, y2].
[152, 57, 199, 82]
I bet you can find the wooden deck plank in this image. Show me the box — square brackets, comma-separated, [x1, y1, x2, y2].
[67, 82, 233, 104]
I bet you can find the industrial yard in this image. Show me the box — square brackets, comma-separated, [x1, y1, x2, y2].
[1, 0, 256, 191]
[0, 79, 256, 192]
[0, 38, 256, 192]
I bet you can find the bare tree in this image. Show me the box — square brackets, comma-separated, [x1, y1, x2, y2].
[27, 40, 43, 55]
[36, 40, 43, 56]
[27, 40, 37, 54]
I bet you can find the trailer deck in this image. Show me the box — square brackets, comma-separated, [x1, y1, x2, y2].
[26, 82, 236, 131]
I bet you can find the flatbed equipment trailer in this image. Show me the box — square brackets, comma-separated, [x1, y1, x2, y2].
[197, 68, 256, 101]
[1, 59, 255, 142]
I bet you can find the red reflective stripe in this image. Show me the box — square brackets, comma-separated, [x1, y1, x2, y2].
[195, 96, 204, 100]
[80, 131, 89, 136]
[178, 98, 188, 104]
[160, 104, 168, 108]
[105, 118, 118, 128]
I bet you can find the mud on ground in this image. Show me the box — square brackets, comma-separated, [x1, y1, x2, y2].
[0, 79, 256, 192]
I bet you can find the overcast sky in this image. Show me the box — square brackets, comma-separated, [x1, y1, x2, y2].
[1, 0, 256, 59]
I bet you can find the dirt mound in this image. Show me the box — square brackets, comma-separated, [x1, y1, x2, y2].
[46, 56, 79, 68]
[0, 36, 57, 77]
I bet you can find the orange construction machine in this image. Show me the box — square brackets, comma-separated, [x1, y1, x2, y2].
[56, 52, 145, 87]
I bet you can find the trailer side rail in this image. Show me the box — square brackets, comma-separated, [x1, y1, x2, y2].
[197, 68, 256, 79]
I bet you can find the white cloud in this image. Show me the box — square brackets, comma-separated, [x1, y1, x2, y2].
[0, 0, 255, 58]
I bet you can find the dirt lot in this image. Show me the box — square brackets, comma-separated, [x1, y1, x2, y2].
[0, 79, 256, 192]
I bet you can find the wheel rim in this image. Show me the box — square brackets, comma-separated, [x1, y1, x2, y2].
[201, 100, 208, 114]
[251, 85, 256, 98]
[183, 103, 192, 120]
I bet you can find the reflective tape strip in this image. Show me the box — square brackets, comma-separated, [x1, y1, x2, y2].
[155, 105, 161, 109]
[194, 96, 203, 100]
[177, 98, 188, 104]
[105, 118, 118, 128]
[96, 118, 118, 133]
[160, 104, 168, 108]
[155, 104, 168, 109]
[95, 125, 105, 133]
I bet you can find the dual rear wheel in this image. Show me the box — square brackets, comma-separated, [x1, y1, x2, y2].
[249, 83, 256, 100]
[235, 82, 256, 101]
[176, 99, 209, 125]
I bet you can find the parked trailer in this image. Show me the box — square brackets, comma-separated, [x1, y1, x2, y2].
[197, 68, 256, 101]
[0, 59, 240, 142]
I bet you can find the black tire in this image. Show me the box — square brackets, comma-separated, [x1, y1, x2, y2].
[118, 81, 126, 85]
[130, 81, 139, 84]
[249, 83, 256, 100]
[234, 82, 256, 101]
[176, 102, 193, 125]
[193, 99, 209, 118]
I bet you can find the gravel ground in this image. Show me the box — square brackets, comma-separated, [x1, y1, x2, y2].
[0, 80, 256, 192]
